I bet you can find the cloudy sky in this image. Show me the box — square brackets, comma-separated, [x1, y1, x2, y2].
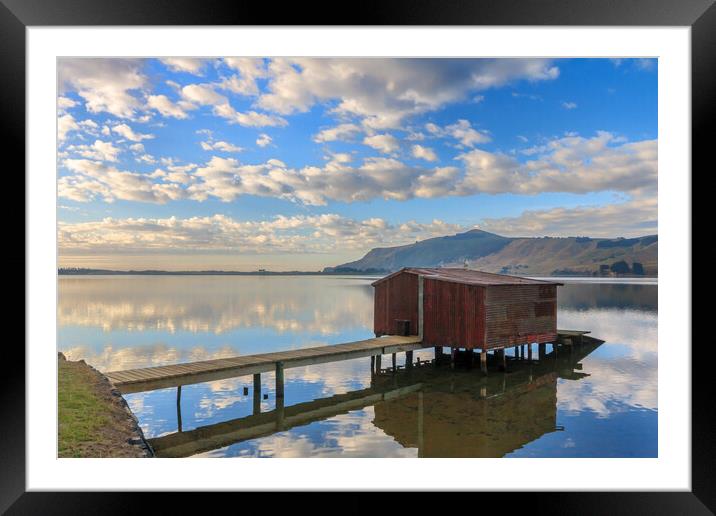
[57, 57, 657, 271]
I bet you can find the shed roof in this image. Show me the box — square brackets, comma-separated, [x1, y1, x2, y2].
[371, 267, 564, 287]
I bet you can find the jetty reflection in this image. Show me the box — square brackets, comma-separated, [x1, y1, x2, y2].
[148, 336, 604, 458]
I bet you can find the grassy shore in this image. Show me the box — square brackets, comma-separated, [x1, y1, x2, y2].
[58, 356, 150, 458]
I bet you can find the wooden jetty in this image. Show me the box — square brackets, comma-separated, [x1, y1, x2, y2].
[106, 334, 425, 394]
[148, 334, 604, 458]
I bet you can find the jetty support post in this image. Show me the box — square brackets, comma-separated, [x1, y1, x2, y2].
[253, 373, 261, 415]
[538, 343, 546, 361]
[498, 348, 506, 372]
[392, 353, 397, 372]
[417, 391, 424, 458]
[275, 361, 285, 399]
[276, 394, 285, 431]
[375, 354, 382, 373]
[450, 348, 457, 369]
[480, 349, 488, 375]
[527, 343, 533, 362]
[176, 385, 182, 433]
[370, 355, 375, 374]
[406, 350, 414, 370]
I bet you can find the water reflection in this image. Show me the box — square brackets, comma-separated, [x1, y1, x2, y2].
[148, 338, 602, 458]
[59, 276, 374, 336]
[58, 276, 658, 457]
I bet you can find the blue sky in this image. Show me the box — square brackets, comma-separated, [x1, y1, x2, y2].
[57, 58, 657, 270]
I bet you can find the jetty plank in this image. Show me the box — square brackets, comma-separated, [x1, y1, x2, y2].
[106, 335, 425, 393]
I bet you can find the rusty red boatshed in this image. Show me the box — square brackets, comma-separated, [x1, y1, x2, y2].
[372, 268, 563, 371]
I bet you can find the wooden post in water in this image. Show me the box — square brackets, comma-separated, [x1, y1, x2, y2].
[392, 353, 397, 372]
[276, 395, 285, 431]
[370, 355, 375, 374]
[527, 344, 533, 362]
[275, 361, 285, 399]
[375, 354, 382, 373]
[499, 348, 507, 372]
[406, 350, 414, 370]
[538, 343, 546, 360]
[253, 373, 261, 415]
[417, 391, 424, 458]
[515, 345, 520, 359]
[480, 349, 488, 375]
[176, 385, 182, 433]
[450, 348, 456, 369]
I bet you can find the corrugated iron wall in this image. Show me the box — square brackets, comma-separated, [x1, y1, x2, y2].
[373, 271, 419, 336]
[421, 278, 485, 349]
[484, 284, 557, 348]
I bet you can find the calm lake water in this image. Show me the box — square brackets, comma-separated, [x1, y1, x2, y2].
[58, 275, 657, 458]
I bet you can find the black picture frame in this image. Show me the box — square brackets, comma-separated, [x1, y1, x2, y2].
[4, 0, 709, 512]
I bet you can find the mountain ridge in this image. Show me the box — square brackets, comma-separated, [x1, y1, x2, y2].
[325, 229, 658, 277]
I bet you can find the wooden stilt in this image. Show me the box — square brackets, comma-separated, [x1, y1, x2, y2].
[275, 361, 284, 399]
[480, 349, 488, 375]
[406, 350, 414, 369]
[450, 347, 456, 369]
[417, 391, 424, 458]
[253, 373, 261, 415]
[176, 385, 182, 433]
[276, 395, 285, 431]
[538, 343, 546, 360]
[527, 344, 533, 362]
[392, 353, 397, 372]
[499, 348, 507, 371]
[375, 354, 382, 373]
[515, 345, 520, 359]
[370, 355, 375, 373]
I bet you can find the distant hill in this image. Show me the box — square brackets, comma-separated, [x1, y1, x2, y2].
[325, 230, 658, 277]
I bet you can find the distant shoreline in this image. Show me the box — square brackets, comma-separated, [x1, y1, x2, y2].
[58, 268, 656, 279]
[58, 268, 385, 276]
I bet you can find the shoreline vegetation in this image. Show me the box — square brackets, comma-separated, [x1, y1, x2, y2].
[58, 353, 153, 458]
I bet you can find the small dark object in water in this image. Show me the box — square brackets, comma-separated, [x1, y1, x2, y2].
[243, 387, 248, 395]
[263, 393, 268, 400]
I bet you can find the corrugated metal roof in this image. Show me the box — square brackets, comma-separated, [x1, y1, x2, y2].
[371, 267, 564, 287]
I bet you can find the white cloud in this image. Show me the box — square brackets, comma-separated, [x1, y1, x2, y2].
[181, 83, 287, 127]
[112, 123, 154, 142]
[256, 133, 272, 147]
[58, 96, 77, 111]
[562, 101, 578, 109]
[220, 58, 267, 96]
[411, 144, 438, 162]
[457, 132, 657, 195]
[58, 213, 463, 255]
[256, 58, 559, 128]
[147, 94, 192, 119]
[313, 123, 361, 143]
[363, 133, 399, 154]
[66, 140, 121, 162]
[477, 197, 657, 238]
[58, 114, 79, 142]
[58, 58, 147, 118]
[181, 83, 225, 105]
[426, 119, 490, 147]
[59, 159, 185, 203]
[58, 133, 657, 207]
[200, 140, 244, 153]
[159, 58, 212, 75]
